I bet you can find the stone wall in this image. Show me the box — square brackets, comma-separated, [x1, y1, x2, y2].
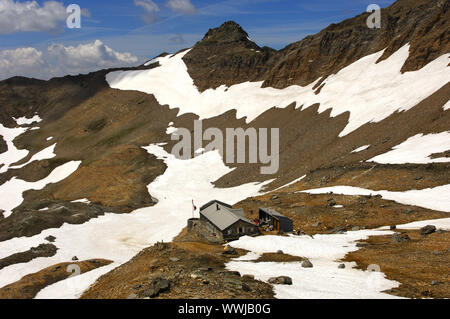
[187, 218, 224, 243]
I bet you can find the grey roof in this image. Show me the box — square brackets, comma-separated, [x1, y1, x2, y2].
[259, 207, 289, 219]
[200, 200, 232, 211]
[200, 202, 254, 231]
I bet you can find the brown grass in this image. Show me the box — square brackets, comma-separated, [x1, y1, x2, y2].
[237, 192, 449, 235]
[81, 242, 274, 299]
[343, 230, 450, 299]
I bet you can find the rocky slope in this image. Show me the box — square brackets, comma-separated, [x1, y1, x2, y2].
[81, 241, 274, 299]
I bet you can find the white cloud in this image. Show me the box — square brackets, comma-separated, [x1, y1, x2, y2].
[134, 0, 160, 24]
[0, 40, 139, 81]
[47, 40, 138, 73]
[134, 0, 196, 24]
[166, 0, 196, 15]
[0, 0, 89, 34]
[0, 47, 52, 79]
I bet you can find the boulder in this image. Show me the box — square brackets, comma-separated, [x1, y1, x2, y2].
[241, 283, 251, 292]
[432, 251, 443, 256]
[268, 276, 292, 285]
[142, 278, 170, 298]
[154, 242, 168, 250]
[45, 235, 56, 243]
[338, 264, 346, 269]
[72, 256, 79, 261]
[420, 225, 436, 236]
[392, 233, 411, 243]
[431, 280, 441, 286]
[190, 272, 201, 279]
[224, 277, 249, 291]
[222, 246, 237, 255]
[331, 226, 347, 234]
[301, 260, 313, 268]
[190, 268, 212, 280]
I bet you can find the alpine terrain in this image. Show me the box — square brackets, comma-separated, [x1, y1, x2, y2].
[0, 0, 449, 299]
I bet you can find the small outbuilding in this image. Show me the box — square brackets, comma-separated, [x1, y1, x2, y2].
[258, 208, 293, 233]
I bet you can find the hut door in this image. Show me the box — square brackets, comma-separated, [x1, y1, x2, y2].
[274, 219, 279, 232]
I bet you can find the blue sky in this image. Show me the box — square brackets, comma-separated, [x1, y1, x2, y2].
[0, 0, 396, 80]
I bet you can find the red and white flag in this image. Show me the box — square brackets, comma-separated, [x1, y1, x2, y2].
[192, 200, 197, 211]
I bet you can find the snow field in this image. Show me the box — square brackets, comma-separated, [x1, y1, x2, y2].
[106, 45, 450, 137]
[0, 145, 270, 298]
[226, 231, 402, 299]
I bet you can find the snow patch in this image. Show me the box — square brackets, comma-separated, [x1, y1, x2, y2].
[166, 125, 178, 135]
[272, 175, 306, 192]
[379, 218, 450, 231]
[11, 143, 56, 169]
[300, 185, 450, 213]
[14, 115, 42, 126]
[0, 124, 29, 173]
[0, 161, 81, 217]
[443, 101, 450, 111]
[352, 145, 370, 153]
[369, 132, 450, 164]
[71, 198, 91, 204]
[144, 54, 173, 67]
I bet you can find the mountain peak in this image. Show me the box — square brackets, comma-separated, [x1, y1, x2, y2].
[183, 20, 268, 91]
[201, 21, 254, 44]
